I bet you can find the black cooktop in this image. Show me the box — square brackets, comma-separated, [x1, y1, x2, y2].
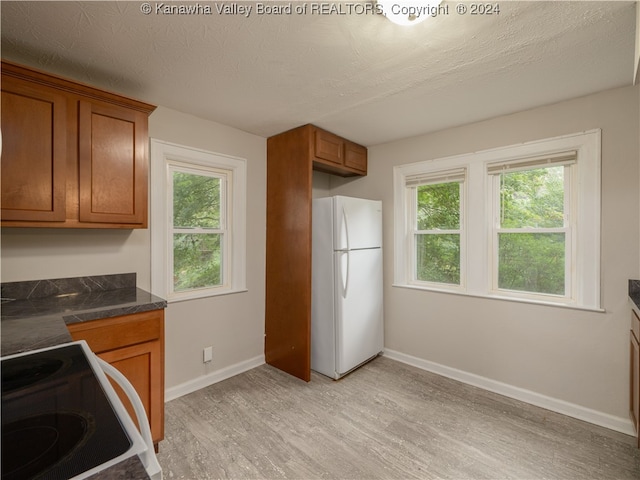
[1, 344, 134, 480]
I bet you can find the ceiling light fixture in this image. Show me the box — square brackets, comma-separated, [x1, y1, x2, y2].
[377, 0, 444, 26]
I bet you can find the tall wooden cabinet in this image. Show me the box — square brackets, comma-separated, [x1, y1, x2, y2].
[1, 60, 155, 228]
[265, 124, 367, 382]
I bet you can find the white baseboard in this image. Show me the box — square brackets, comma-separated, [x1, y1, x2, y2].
[165, 355, 265, 402]
[383, 349, 636, 437]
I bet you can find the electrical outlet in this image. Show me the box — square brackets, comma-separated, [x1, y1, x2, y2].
[203, 346, 213, 363]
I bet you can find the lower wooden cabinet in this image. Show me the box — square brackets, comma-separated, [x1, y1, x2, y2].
[68, 309, 165, 446]
[631, 308, 640, 448]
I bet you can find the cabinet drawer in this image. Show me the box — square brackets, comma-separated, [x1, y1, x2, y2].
[68, 310, 163, 354]
[633, 309, 640, 343]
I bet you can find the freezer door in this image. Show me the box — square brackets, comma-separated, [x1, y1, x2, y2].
[335, 248, 384, 376]
[333, 196, 382, 251]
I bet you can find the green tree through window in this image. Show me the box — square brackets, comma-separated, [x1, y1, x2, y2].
[415, 181, 461, 285]
[413, 166, 567, 295]
[496, 166, 566, 296]
[172, 170, 224, 292]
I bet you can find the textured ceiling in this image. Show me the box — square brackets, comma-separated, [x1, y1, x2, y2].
[1, 1, 636, 146]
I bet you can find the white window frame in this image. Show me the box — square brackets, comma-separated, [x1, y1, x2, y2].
[393, 129, 601, 311]
[151, 139, 247, 302]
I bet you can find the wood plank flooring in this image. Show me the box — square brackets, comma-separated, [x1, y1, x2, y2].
[157, 356, 640, 479]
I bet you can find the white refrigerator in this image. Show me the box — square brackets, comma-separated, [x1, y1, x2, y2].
[311, 195, 384, 379]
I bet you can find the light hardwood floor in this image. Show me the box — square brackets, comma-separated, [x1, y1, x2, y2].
[157, 356, 640, 479]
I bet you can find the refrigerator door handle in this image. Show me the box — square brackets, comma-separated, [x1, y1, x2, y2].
[341, 205, 350, 251]
[340, 251, 350, 298]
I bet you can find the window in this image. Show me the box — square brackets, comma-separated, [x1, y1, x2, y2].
[151, 140, 247, 302]
[489, 153, 575, 302]
[407, 169, 465, 288]
[170, 165, 225, 293]
[394, 130, 601, 310]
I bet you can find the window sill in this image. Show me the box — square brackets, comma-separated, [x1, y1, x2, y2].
[392, 283, 605, 313]
[167, 287, 249, 304]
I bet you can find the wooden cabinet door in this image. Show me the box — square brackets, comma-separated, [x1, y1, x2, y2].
[1, 77, 67, 222]
[78, 100, 148, 226]
[344, 141, 367, 174]
[99, 340, 164, 445]
[631, 331, 640, 444]
[314, 129, 343, 166]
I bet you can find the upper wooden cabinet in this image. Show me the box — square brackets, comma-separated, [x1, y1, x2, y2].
[311, 125, 368, 177]
[78, 100, 148, 225]
[1, 61, 156, 228]
[1, 75, 67, 222]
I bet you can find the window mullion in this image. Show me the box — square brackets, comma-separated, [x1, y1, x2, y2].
[416, 229, 461, 235]
[173, 227, 223, 234]
[496, 227, 569, 234]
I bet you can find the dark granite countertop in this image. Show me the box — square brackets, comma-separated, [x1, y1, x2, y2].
[1, 273, 166, 480]
[2, 287, 166, 323]
[1, 274, 166, 356]
[630, 280, 640, 312]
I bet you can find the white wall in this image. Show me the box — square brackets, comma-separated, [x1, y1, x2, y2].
[330, 85, 640, 429]
[312, 171, 332, 197]
[1, 228, 151, 286]
[148, 107, 266, 392]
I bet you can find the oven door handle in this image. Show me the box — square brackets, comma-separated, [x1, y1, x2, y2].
[97, 357, 162, 480]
